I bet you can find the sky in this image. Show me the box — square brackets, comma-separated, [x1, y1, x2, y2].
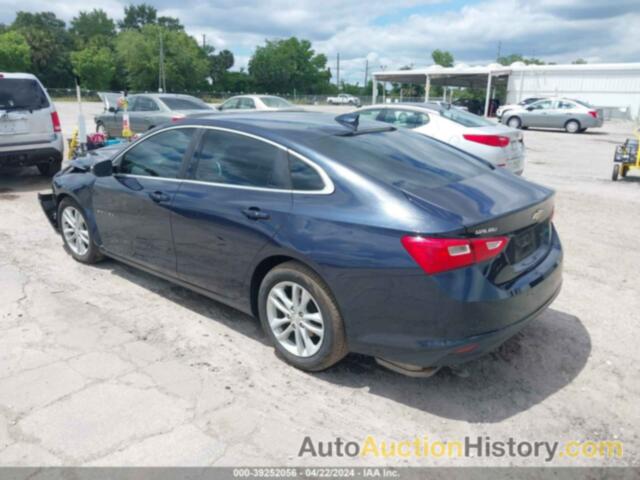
[2, 0, 639, 85]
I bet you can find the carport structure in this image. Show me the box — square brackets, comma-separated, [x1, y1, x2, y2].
[371, 64, 511, 116]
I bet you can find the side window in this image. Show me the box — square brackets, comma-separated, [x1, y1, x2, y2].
[289, 154, 325, 191]
[127, 97, 139, 111]
[557, 101, 576, 109]
[193, 130, 288, 188]
[238, 98, 256, 109]
[358, 109, 382, 121]
[530, 100, 552, 110]
[119, 128, 195, 178]
[220, 98, 238, 110]
[137, 97, 159, 111]
[378, 109, 428, 129]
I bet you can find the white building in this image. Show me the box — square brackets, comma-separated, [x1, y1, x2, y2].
[371, 62, 640, 119]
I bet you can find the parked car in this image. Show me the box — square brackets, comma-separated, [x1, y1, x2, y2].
[496, 97, 545, 119]
[500, 98, 604, 133]
[355, 103, 526, 174]
[452, 98, 484, 115]
[39, 112, 561, 375]
[0, 72, 63, 176]
[95, 93, 213, 137]
[327, 93, 361, 106]
[217, 95, 300, 112]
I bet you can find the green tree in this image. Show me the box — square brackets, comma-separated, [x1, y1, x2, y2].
[71, 46, 115, 90]
[248, 37, 332, 93]
[572, 58, 587, 64]
[12, 11, 73, 86]
[115, 24, 209, 91]
[203, 45, 234, 87]
[0, 31, 31, 72]
[431, 49, 454, 67]
[157, 16, 183, 31]
[119, 4, 157, 30]
[497, 53, 545, 66]
[70, 9, 116, 46]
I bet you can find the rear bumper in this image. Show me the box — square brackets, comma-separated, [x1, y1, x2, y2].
[0, 147, 62, 168]
[342, 227, 563, 367]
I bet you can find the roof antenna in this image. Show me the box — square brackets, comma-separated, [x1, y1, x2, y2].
[335, 112, 359, 131]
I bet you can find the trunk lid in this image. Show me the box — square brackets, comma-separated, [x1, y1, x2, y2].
[0, 77, 54, 146]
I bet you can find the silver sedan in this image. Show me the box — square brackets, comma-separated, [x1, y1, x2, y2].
[500, 98, 604, 133]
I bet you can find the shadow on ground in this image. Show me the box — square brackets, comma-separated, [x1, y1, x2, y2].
[0, 167, 51, 195]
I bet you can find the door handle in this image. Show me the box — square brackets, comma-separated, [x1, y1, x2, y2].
[148, 191, 170, 203]
[242, 207, 270, 220]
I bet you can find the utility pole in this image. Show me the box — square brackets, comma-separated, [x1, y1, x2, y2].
[336, 53, 340, 89]
[496, 41, 502, 61]
[202, 34, 206, 49]
[158, 31, 166, 93]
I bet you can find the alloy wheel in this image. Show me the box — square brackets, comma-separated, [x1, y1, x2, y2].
[61, 206, 90, 256]
[266, 281, 325, 357]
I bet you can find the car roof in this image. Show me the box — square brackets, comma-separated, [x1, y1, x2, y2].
[0, 72, 41, 81]
[359, 102, 445, 113]
[179, 111, 357, 145]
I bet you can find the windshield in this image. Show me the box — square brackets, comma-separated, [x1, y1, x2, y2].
[260, 96, 293, 108]
[0, 79, 49, 110]
[440, 108, 494, 128]
[310, 128, 489, 191]
[160, 97, 210, 110]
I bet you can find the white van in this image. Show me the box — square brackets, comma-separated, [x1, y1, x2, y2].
[0, 73, 64, 176]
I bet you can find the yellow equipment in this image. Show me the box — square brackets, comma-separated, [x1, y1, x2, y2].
[612, 129, 640, 181]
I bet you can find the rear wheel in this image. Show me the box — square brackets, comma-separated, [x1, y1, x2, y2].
[37, 158, 62, 177]
[612, 164, 620, 181]
[58, 197, 103, 264]
[507, 116, 521, 129]
[258, 261, 347, 371]
[565, 120, 581, 134]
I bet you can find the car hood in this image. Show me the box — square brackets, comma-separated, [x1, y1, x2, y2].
[401, 170, 553, 233]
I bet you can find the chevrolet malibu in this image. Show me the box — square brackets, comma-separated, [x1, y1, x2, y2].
[38, 112, 562, 376]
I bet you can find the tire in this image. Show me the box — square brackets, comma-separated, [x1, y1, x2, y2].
[507, 116, 521, 129]
[258, 261, 348, 372]
[57, 197, 104, 264]
[612, 164, 619, 181]
[621, 166, 628, 178]
[37, 158, 62, 177]
[565, 119, 581, 134]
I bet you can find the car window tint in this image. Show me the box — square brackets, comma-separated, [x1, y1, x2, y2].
[358, 109, 382, 121]
[260, 96, 292, 108]
[119, 128, 195, 178]
[530, 100, 553, 110]
[238, 98, 256, 109]
[220, 98, 238, 110]
[289, 155, 325, 191]
[557, 101, 576, 109]
[311, 129, 488, 191]
[0, 79, 49, 110]
[127, 97, 140, 111]
[194, 130, 288, 188]
[380, 109, 429, 129]
[161, 97, 210, 110]
[440, 108, 493, 127]
[136, 97, 159, 111]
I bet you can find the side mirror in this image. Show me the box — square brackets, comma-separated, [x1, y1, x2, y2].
[526, 106, 534, 111]
[108, 106, 116, 113]
[93, 159, 113, 177]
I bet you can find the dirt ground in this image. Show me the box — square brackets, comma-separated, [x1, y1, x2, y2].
[0, 102, 638, 467]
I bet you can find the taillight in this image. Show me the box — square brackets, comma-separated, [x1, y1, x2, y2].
[51, 111, 61, 132]
[171, 114, 186, 122]
[463, 134, 510, 148]
[401, 235, 509, 275]
[588, 110, 598, 119]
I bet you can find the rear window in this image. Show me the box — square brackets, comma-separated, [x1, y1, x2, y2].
[261, 96, 293, 108]
[0, 79, 49, 110]
[440, 108, 494, 127]
[573, 99, 593, 108]
[160, 97, 210, 110]
[310, 129, 489, 190]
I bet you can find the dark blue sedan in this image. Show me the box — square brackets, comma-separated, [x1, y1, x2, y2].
[39, 112, 562, 375]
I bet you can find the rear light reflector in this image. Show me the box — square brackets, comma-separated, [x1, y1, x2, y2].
[401, 235, 509, 275]
[588, 110, 598, 119]
[463, 134, 510, 148]
[51, 111, 61, 132]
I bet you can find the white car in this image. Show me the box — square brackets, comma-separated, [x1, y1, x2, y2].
[355, 103, 526, 175]
[496, 97, 545, 120]
[327, 93, 361, 106]
[0, 72, 63, 176]
[217, 95, 300, 112]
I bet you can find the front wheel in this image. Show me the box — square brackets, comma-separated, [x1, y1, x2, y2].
[258, 261, 347, 372]
[507, 116, 521, 129]
[58, 197, 104, 264]
[612, 164, 620, 181]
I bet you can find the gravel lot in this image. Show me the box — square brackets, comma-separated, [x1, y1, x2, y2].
[0, 102, 638, 467]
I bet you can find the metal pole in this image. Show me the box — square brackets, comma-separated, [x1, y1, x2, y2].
[425, 75, 430, 102]
[364, 59, 368, 90]
[484, 73, 493, 117]
[336, 53, 340, 89]
[372, 78, 377, 104]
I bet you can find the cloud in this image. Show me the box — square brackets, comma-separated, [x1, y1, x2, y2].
[2, 0, 638, 85]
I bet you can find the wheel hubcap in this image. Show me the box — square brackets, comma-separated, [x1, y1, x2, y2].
[61, 206, 90, 256]
[266, 281, 324, 357]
